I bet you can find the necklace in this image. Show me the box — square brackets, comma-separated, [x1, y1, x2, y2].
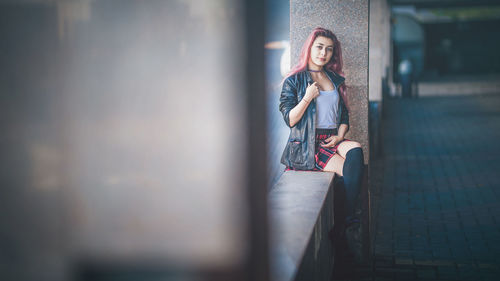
[308, 69, 322, 72]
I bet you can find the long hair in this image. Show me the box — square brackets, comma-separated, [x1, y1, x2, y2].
[285, 27, 348, 106]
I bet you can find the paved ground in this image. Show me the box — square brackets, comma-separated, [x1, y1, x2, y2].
[346, 95, 500, 280]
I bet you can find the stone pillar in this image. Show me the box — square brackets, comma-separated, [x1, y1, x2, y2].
[385, 1, 397, 97]
[369, 0, 391, 158]
[291, 0, 369, 163]
[290, 0, 370, 266]
[375, 0, 391, 99]
[370, 0, 384, 103]
[382, 0, 391, 87]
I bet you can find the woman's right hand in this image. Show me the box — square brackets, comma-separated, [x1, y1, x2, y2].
[304, 82, 320, 102]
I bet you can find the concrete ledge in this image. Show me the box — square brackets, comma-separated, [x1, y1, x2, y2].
[270, 171, 335, 281]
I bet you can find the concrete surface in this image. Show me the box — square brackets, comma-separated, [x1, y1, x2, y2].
[270, 171, 335, 281]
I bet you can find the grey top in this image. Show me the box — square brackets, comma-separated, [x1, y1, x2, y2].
[316, 89, 339, 129]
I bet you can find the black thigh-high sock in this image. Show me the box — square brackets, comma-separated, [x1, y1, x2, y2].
[342, 147, 364, 223]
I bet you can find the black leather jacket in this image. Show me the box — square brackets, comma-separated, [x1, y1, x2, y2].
[279, 69, 348, 169]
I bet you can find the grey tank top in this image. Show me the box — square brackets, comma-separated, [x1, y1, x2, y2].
[316, 89, 339, 129]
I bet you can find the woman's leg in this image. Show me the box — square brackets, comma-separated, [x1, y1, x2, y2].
[336, 141, 362, 158]
[323, 154, 345, 175]
[336, 141, 364, 222]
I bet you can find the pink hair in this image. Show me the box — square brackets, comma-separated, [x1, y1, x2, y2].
[286, 27, 348, 107]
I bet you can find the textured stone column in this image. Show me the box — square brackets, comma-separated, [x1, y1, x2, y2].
[290, 0, 370, 267]
[369, 0, 391, 158]
[370, 0, 384, 103]
[382, 0, 391, 86]
[369, 0, 391, 102]
[291, 0, 369, 163]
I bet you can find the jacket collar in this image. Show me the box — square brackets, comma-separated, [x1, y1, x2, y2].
[305, 69, 345, 89]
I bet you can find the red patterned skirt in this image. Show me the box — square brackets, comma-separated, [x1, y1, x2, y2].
[287, 128, 348, 171]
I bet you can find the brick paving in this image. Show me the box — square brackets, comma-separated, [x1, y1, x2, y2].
[347, 95, 500, 280]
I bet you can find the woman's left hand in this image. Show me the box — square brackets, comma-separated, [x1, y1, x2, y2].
[321, 135, 344, 148]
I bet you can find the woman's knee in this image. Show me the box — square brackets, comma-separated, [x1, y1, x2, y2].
[347, 141, 362, 150]
[338, 141, 362, 157]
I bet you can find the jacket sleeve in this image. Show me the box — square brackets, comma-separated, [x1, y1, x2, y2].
[340, 97, 349, 126]
[279, 77, 298, 128]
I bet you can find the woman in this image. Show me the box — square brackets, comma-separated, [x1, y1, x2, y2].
[279, 27, 364, 227]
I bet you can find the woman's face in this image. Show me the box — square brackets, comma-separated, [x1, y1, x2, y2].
[309, 36, 334, 68]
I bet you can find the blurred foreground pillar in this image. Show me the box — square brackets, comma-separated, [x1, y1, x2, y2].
[0, 1, 268, 281]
